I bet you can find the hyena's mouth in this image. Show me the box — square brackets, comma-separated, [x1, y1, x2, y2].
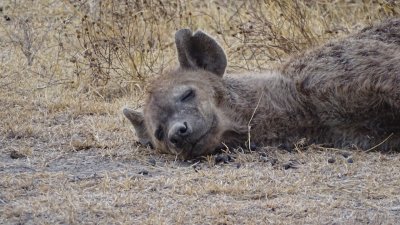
[181, 115, 219, 158]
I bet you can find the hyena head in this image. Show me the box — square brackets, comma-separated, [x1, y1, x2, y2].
[124, 29, 231, 159]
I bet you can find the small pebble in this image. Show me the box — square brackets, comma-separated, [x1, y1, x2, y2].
[341, 152, 351, 158]
[328, 158, 336, 163]
[149, 187, 157, 192]
[10, 150, 26, 159]
[283, 163, 292, 170]
[193, 164, 201, 172]
[215, 155, 226, 164]
[260, 156, 268, 163]
[269, 158, 278, 166]
[236, 163, 241, 169]
[138, 170, 149, 175]
[283, 160, 299, 170]
[215, 154, 233, 164]
[347, 158, 354, 163]
[148, 158, 156, 166]
[259, 152, 267, 157]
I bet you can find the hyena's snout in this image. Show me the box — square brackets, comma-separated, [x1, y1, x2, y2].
[168, 121, 193, 148]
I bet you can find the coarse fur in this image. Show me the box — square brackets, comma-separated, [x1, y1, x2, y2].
[124, 19, 400, 159]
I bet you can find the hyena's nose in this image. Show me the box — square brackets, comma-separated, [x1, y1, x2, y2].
[168, 122, 192, 147]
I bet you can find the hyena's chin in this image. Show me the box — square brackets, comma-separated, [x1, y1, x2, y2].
[175, 115, 220, 159]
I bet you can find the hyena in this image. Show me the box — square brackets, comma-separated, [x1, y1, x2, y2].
[124, 19, 400, 159]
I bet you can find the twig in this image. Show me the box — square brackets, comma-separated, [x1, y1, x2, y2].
[36, 80, 74, 90]
[247, 91, 264, 150]
[365, 133, 394, 152]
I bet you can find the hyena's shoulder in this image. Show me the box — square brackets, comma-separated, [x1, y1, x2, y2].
[355, 18, 400, 44]
[280, 18, 400, 81]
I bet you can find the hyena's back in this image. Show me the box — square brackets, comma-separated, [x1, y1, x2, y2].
[282, 19, 400, 149]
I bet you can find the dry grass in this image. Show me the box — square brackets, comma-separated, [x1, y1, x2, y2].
[1, 0, 400, 224]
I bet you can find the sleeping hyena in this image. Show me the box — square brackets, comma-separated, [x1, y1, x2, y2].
[124, 19, 400, 159]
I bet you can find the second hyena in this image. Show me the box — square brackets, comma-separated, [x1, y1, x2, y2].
[124, 19, 400, 159]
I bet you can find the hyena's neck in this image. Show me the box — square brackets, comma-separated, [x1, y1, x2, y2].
[220, 71, 316, 146]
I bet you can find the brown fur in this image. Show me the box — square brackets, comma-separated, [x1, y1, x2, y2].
[124, 19, 400, 159]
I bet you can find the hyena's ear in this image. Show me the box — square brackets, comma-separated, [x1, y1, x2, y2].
[123, 108, 153, 148]
[175, 29, 227, 76]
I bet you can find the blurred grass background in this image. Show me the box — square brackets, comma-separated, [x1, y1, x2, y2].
[1, 0, 399, 102]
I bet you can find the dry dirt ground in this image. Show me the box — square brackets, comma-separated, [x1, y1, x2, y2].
[1, 0, 400, 224]
[2, 95, 400, 224]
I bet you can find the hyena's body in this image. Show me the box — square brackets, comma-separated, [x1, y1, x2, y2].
[124, 19, 400, 159]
